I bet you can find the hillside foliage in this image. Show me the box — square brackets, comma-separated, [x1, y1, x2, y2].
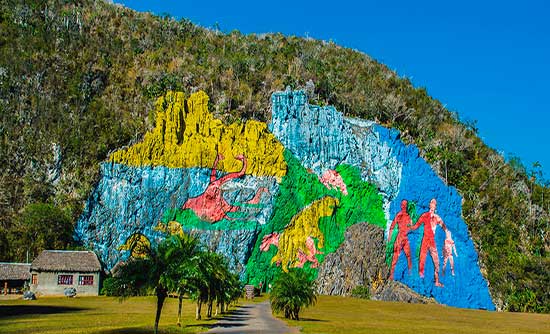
[0, 0, 548, 312]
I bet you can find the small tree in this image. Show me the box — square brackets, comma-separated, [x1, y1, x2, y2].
[270, 269, 317, 320]
[112, 234, 190, 334]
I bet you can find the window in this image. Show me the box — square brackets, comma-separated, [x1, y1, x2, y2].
[78, 275, 94, 286]
[31, 274, 38, 285]
[57, 275, 73, 285]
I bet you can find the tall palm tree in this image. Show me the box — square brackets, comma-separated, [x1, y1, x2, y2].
[270, 269, 317, 320]
[187, 251, 240, 319]
[114, 234, 193, 334]
[187, 250, 214, 320]
[216, 271, 242, 315]
[169, 233, 201, 327]
[205, 252, 228, 318]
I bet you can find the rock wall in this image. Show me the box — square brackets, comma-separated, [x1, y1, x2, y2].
[316, 223, 388, 296]
[269, 90, 494, 310]
[316, 222, 433, 304]
[76, 89, 494, 310]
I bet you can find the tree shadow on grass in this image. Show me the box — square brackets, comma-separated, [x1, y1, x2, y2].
[0, 305, 88, 319]
[184, 310, 250, 331]
[97, 328, 161, 334]
[295, 317, 328, 322]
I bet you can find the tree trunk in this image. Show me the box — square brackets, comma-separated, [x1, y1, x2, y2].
[207, 298, 213, 318]
[177, 293, 183, 327]
[154, 287, 167, 334]
[196, 299, 202, 320]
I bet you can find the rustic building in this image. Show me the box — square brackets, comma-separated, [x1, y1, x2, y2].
[30, 250, 101, 296]
[0, 263, 31, 294]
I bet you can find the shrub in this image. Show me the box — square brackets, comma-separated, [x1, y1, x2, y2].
[351, 285, 371, 299]
[270, 269, 316, 320]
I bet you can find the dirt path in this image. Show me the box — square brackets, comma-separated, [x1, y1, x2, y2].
[204, 301, 299, 334]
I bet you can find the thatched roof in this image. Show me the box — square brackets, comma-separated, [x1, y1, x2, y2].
[0, 263, 31, 280]
[31, 250, 101, 273]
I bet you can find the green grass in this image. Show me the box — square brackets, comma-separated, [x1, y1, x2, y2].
[2, 295, 549, 334]
[0, 296, 235, 334]
[280, 295, 550, 334]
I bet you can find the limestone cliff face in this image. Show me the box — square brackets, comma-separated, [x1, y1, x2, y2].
[316, 223, 433, 304]
[76, 91, 283, 274]
[270, 91, 402, 222]
[316, 223, 388, 296]
[76, 89, 494, 310]
[111, 91, 287, 177]
[269, 90, 494, 310]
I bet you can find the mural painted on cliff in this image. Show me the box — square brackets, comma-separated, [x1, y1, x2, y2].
[245, 150, 386, 285]
[76, 89, 494, 310]
[76, 91, 285, 274]
[388, 198, 456, 287]
[268, 90, 494, 310]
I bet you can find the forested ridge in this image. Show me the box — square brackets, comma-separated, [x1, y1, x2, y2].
[0, 0, 548, 312]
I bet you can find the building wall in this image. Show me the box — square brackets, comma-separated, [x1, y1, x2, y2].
[30, 271, 99, 296]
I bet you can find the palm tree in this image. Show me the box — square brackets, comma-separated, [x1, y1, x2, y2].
[270, 269, 317, 320]
[205, 252, 229, 318]
[114, 234, 193, 334]
[216, 271, 242, 315]
[170, 233, 201, 327]
[187, 251, 241, 319]
[187, 250, 214, 320]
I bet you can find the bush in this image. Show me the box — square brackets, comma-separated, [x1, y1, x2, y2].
[351, 285, 371, 299]
[270, 269, 316, 320]
[100, 277, 120, 296]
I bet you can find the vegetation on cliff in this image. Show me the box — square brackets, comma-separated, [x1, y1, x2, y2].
[0, 0, 548, 311]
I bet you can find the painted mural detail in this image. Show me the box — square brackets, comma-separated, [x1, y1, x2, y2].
[110, 91, 287, 178]
[410, 198, 448, 287]
[118, 233, 151, 259]
[442, 230, 458, 276]
[75, 91, 283, 274]
[388, 200, 413, 280]
[260, 232, 280, 252]
[268, 196, 339, 272]
[319, 170, 348, 195]
[245, 150, 386, 287]
[154, 221, 184, 237]
[76, 89, 494, 310]
[270, 92, 403, 223]
[269, 90, 494, 310]
[181, 153, 269, 224]
[388, 198, 457, 287]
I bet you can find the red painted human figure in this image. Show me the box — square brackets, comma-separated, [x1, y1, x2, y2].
[442, 229, 458, 276]
[409, 198, 447, 287]
[182, 153, 247, 223]
[388, 200, 413, 280]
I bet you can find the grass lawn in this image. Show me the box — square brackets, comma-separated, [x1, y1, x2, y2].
[0, 295, 231, 334]
[2, 295, 549, 334]
[281, 296, 550, 334]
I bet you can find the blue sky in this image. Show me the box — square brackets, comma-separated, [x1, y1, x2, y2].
[116, 0, 550, 180]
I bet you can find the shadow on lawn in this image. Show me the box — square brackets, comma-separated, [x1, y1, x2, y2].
[97, 329, 162, 334]
[184, 309, 250, 331]
[0, 305, 88, 319]
[298, 317, 328, 322]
